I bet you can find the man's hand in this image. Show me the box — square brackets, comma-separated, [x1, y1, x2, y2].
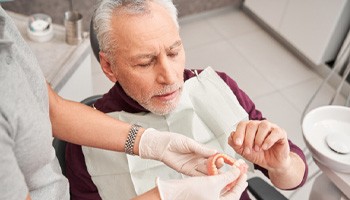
[228, 120, 291, 173]
[138, 128, 217, 176]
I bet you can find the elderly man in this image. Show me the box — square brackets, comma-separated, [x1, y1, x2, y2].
[66, 0, 308, 199]
[0, 3, 248, 200]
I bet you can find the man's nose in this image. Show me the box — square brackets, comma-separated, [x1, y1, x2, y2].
[156, 56, 177, 85]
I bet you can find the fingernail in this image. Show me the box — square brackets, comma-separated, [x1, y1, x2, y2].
[235, 138, 242, 145]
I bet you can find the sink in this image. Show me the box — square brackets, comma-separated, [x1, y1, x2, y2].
[302, 105, 350, 173]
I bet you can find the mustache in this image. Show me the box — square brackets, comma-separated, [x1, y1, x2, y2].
[154, 82, 183, 96]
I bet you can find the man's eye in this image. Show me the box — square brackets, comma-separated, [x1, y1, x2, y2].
[138, 63, 152, 67]
[138, 60, 155, 67]
[168, 52, 178, 58]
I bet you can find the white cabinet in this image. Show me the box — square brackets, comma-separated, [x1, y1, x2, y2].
[244, 0, 288, 30]
[244, 0, 350, 65]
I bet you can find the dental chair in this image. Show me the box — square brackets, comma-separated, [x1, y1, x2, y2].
[52, 18, 289, 200]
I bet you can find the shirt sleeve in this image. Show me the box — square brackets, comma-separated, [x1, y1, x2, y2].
[0, 114, 28, 200]
[216, 71, 308, 189]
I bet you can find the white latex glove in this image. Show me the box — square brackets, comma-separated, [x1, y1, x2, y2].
[156, 167, 247, 200]
[139, 128, 217, 176]
[221, 174, 248, 200]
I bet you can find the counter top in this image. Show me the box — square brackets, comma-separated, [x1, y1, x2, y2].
[8, 10, 90, 91]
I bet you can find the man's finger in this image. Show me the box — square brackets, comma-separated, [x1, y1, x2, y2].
[243, 121, 259, 155]
[261, 128, 285, 150]
[254, 121, 272, 151]
[231, 121, 248, 146]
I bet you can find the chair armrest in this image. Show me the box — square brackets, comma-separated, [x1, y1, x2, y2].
[247, 177, 288, 200]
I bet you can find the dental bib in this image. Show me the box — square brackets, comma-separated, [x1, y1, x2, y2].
[82, 67, 250, 199]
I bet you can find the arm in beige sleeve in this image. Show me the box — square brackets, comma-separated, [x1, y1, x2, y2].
[47, 83, 144, 154]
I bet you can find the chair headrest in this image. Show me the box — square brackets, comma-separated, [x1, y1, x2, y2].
[90, 18, 100, 62]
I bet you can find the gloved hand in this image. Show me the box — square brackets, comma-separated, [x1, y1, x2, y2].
[156, 167, 248, 200]
[139, 128, 217, 176]
[220, 173, 248, 200]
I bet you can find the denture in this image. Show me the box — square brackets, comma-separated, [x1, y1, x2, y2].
[207, 153, 248, 190]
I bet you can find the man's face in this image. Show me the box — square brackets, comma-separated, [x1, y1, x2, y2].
[104, 2, 185, 115]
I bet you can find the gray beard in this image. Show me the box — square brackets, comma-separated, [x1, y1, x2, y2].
[123, 85, 183, 116]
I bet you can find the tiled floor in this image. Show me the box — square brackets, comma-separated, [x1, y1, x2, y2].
[90, 6, 347, 200]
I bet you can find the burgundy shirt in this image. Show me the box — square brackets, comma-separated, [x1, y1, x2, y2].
[66, 69, 308, 200]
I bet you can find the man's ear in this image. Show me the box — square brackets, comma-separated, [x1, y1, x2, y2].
[99, 52, 117, 83]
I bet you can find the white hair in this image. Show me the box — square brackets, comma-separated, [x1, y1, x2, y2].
[93, 0, 179, 59]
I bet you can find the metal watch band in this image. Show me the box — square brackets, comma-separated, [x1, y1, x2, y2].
[125, 124, 142, 155]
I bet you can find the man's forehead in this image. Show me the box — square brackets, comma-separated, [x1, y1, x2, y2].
[129, 40, 182, 60]
[109, 1, 180, 54]
[110, 16, 180, 50]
